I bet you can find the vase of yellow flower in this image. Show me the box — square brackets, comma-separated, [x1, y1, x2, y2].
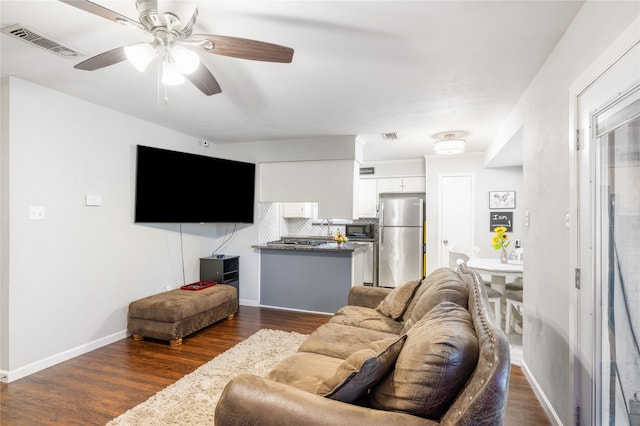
[491, 226, 510, 263]
[334, 232, 348, 247]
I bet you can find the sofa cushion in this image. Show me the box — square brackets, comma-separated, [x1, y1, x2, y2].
[298, 323, 398, 360]
[266, 351, 343, 394]
[319, 335, 407, 402]
[370, 302, 479, 420]
[402, 268, 468, 333]
[402, 269, 450, 323]
[375, 279, 422, 319]
[328, 305, 404, 334]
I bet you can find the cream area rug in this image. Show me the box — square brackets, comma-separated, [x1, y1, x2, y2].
[107, 329, 307, 426]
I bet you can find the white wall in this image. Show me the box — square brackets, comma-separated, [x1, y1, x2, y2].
[491, 2, 640, 423]
[425, 153, 523, 273]
[0, 80, 366, 381]
[1, 77, 9, 379]
[0, 77, 236, 381]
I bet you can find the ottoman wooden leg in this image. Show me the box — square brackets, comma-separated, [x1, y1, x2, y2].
[133, 335, 144, 341]
[226, 313, 235, 320]
[170, 338, 183, 347]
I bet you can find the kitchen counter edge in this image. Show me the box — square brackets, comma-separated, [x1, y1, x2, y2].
[252, 242, 369, 252]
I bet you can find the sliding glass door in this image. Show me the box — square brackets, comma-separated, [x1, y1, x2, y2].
[593, 88, 640, 425]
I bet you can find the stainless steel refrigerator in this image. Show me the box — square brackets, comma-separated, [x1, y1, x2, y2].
[378, 194, 425, 287]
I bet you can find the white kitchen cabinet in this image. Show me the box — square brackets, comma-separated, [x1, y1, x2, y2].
[402, 177, 426, 192]
[283, 202, 313, 218]
[376, 177, 403, 193]
[358, 179, 378, 218]
[377, 176, 425, 194]
[361, 242, 375, 284]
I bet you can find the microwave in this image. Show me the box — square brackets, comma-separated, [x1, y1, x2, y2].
[345, 224, 374, 238]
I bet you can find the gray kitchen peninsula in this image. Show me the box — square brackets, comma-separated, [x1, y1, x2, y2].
[254, 240, 367, 314]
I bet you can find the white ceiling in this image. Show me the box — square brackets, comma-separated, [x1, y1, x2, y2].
[1, 0, 585, 164]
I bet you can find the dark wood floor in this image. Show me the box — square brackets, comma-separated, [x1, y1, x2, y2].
[1, 306, 550, 425]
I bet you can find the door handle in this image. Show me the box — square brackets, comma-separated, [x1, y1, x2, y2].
[443, 239, 448, 245]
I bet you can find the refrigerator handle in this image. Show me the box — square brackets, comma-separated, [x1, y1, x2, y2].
[379, 203, 384, 243]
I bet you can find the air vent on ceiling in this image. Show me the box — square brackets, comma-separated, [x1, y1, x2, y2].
[382, 132, 398, 141]
[1, 24, 84, 58]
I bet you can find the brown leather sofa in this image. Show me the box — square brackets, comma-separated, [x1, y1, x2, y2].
[215, 265, 510, 425]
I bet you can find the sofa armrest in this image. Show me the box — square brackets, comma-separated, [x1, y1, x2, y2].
[347, 286, 392, 308]
[215, 374, 433, 426]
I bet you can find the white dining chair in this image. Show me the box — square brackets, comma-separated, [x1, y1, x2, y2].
[451, 248, 501, 326]
[505, 290, 524, 334]
[448, 248, 470, 270]
[485, 287, 502, 329]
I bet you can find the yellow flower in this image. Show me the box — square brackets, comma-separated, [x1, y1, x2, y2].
[491, 227, 510, 250]
[334, 232, 348, 243]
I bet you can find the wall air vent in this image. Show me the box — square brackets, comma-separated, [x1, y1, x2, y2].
[382, 132, 398, 140]
[1, 24, 84, 58]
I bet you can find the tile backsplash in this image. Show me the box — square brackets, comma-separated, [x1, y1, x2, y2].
[257, 202, 377, 243]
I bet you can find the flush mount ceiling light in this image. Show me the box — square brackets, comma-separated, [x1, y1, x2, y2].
[434, 133, 466, 155]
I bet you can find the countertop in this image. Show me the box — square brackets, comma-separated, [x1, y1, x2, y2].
[253, 235, 375, 252]
[253, 241, 368, 252]
[282, 235, 378, 243]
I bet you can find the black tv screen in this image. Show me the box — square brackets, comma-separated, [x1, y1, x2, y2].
[134, 145, 255, 223]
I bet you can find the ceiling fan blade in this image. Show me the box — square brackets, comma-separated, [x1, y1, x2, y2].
[192, 34, 294, 63]
[74, 47, 128, 71]
[186, 64, 222, 96]
[58, 0, 143, 30]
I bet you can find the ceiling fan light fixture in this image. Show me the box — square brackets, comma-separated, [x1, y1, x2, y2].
[434, 134, 466, 155]
[162, 59, 185, 85]
[124, 42, 155, 72]
[172, 46, 199, 74]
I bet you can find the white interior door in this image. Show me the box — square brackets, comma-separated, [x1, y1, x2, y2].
[438, 174, 474, 267]
[574, 41, 640, 425]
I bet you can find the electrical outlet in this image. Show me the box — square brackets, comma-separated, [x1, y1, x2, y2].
[29, 206, 45, 220]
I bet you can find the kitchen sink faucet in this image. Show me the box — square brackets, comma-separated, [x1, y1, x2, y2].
[325, 219, 332, 236]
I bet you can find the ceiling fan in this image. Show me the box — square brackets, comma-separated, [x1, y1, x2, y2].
[59, 0, 294, 95]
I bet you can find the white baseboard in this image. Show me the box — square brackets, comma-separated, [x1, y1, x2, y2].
[258, 303, 333, 316]
[5, 330, 128, 383]
[4, 300, 320, 383]
[521, 359, 563, 425]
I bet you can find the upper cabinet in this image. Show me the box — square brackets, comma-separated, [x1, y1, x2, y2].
[358, 179, 378, 218]
[283, 202, 314, 218]
[377, 177, 425, 193]
[357, 176, 426, 218]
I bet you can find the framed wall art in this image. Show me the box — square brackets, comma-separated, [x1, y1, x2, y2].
[489, 190, 516, 209]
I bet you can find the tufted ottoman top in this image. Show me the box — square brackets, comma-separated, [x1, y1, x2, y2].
[128, 285, 237, 323]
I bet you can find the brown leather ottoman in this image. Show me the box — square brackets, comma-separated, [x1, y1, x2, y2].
[127, 284, 238, 346]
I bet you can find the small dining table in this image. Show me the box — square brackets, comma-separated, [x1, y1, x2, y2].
[466, 257, 523, 295]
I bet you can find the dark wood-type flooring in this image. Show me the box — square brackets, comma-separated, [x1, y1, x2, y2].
[1, 306, 550, 425]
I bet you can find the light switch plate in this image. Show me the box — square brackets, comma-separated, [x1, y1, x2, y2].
[86, 194, 102, 206]
[29, 206, 45, 220]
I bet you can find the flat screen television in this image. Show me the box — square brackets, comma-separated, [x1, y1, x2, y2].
[134, 145, 256, 223]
